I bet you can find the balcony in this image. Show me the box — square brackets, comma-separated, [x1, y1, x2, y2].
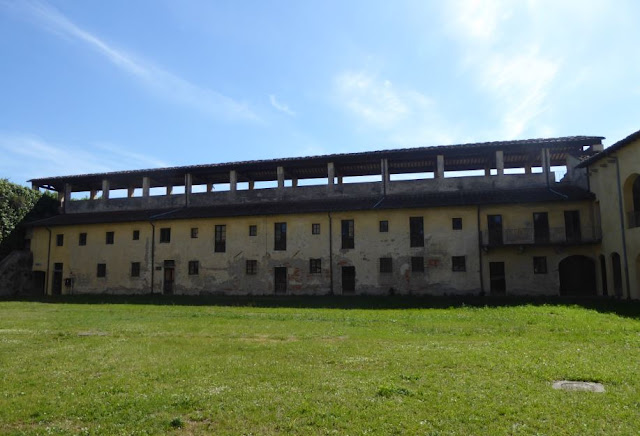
[481, 226, 602, 247]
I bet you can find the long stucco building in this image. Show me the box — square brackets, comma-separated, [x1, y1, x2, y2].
[24, 133, 640, 299]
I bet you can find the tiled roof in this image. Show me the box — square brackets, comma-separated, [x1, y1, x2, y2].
[26, 185, 594, 228]
[577, 129, 640, 168]
[29, 136, 603, 191]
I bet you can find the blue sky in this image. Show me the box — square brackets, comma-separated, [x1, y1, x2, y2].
[1, 0, 639, 185]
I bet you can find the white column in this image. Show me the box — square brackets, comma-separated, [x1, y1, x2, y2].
[496, 150, 504, 176]
[230, 170, 237, 194]
[142, 177, 150, 197]
[63, 183, 71, 204]
[277, 166, 285, 189]
[436, 155, 444, 178]
[102, 179, 110, 200]
[327, 162, 335, 191]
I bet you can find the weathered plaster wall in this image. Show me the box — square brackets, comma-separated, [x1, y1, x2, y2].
[31, 199, 598, 297]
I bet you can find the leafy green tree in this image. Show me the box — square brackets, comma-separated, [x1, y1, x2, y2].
[0, 179, 58, 258]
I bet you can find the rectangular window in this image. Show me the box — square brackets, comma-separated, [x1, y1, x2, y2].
[188, 260, 199, 275]
[79, 233, 87, 246]
[310, 258, 322, 273]
[533, 256, 548, 274]
[56, 234, 64, 246]
[274, 222, 287, 251]
[246, 259, 257, 275]
[452, 217, 462, 230]
[410, 217, 424, 247]
[312, 223, 321, 235]
[380, 257, 392, 273]
[97, 263, 106, 278]
[132, 230, 140, 240]
[379, 220, 389, 232]
[487, 215, 503, 245]
[106, 231, 114, 245]
[341, 219, 354, 249]
[215, 225, 226, 252]
[191, 228, 199, 239]
[564, 210, 581, 242]
[249, 225, 257, 236]
[131, 262, 140, 277]
[533, 212, 549, 243]
[160, 228, 171, 243]
[411, 256, 424, 273]
[452, 256, 466, 272]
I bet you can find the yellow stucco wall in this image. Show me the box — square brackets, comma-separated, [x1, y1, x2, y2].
[30, 201, 598, 297]
[588, 138, 640, 299]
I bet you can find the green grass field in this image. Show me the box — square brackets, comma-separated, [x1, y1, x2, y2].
[1, 296, 639, 435]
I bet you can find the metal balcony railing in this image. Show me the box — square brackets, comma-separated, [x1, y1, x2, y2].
[627, 211, 640, 229]
[481, 226, 602, 246]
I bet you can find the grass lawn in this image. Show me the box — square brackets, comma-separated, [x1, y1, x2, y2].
[0, 296, 639, 435]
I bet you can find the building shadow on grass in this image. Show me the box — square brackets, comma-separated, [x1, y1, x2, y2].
[3, 294, 640, 319]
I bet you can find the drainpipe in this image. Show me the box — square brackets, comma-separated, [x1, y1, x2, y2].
[613, 156, 631, 299]
[45, 227, 52, 296]
[477, 205, 484, 295]
[149, 221, 155, 294]
[328, 212, 334, 295]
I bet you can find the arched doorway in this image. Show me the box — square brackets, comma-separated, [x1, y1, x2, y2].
[623, 174, 640, 228]
[599, 255, 608, 296]
[611, 253, 623, 297]
[559, 256, 596, 296]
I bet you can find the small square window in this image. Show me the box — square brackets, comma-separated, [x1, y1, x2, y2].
[411, 256, 424, 273]
[191, 228, 199, 239]
[379, 220, 389, 232]
[188, 260, 199, 275]
[56, 234, 64, 247]
[78, 233, 87, 246]
[106, 231, 114, 245]
[132, 230, 140, 240]
[452, 256, 466, 272]
[533, 256, 547, 274]
[380, 257, 392, 273]
[131, 262, 140, 277]
[452, 218, 462, 230]
[310, 258, 322, 273]
[246, 259, 257, 275]
[249, 225, 257, 236]
[97, 263, 106, 278]
[160, 228, 171, 243]
[312, 223, 321, 235]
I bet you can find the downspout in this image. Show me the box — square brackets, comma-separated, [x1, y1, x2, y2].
[149, 221, 155, 294]
[613, 156, 632, 299]
[45, 227, 52, 296]
[477, 205, 484, 295]
[328, 212, 334, 295]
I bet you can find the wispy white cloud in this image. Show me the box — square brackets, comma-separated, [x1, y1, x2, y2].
[443, 0, 560, 138]
[8, 0, 259, 122]
[334, 71, 456, 146]
[334, 72, 409, 129]
[0, 132, 171, 183]
[269, 94, 295, 116]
